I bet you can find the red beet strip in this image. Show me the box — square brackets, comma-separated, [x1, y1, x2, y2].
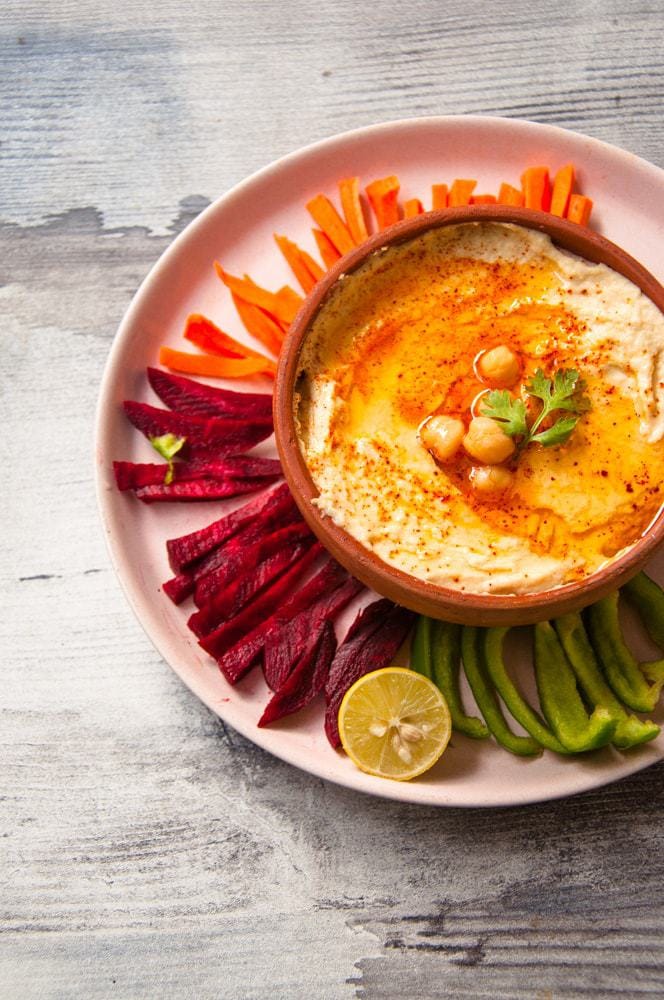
[163, 572, 197, 605]
[135, 477, 278, 504]
[324, 602, 415, 748]
[200, 543, 326, 671]
[325, 599, 394, 695]
[258, 621, 337, 727]
[190, 512, 305, 594]
[192, 520, 313, 608]
[208, 552, 345, 679]
[114, 456, 282, 491]
[163, 518, 309, 606]
[187, 541, 313, 637]
[166, 482, 296, 572]
[123, 400, 273, 455]
[147, 366, 273, 419]
[262, 576, 364, 691]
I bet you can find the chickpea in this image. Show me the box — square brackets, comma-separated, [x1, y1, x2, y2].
[419, 414, 465, 463]
[476, 345, 521, 387]
[463, 416, 515, 464]
[469, 464, 514, 495]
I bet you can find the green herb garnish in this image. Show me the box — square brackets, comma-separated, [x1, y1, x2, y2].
[481, 367, 589, 453]
[148, 433, 186, 484]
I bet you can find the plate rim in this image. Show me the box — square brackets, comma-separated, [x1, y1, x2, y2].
[94, 113, 664, 808]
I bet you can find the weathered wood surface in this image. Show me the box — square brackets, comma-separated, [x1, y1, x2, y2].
[3, 1, 664, 997]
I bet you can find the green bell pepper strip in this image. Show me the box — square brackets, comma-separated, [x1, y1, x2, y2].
[482, 627, 568, 753]
[431, 620, 489, 739]
[586, 593, 664, 713]
[622, 571, 664, 650]
[460, 627, 540, 757]
[534, 622, 616, 752]
[620, 572, 664, 689]
[554, 613, 660, 749]
[410, 615, 434, 681]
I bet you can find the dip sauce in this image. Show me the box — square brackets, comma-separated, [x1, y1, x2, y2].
[296, 223, 664, 595]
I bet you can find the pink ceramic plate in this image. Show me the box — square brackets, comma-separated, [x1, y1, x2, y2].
[95, 116, 664, 807]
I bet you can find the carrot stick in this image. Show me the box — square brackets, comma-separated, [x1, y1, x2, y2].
[448, 179, 477, 206]
[159, 347, 275, 379]
[274, 286, 303, 325]
[274, 235, 324, 294]
[231, 293, 283, 356]
[184, 314, 267, 359]
[240, 275, 297, 330]
[521, 167, 551, 211]
[365, 175, 401, 229]
[432, 183, 448, 210]
[498, 183, 524, 207]
[339, 177, 369, 243]
[471, 194, 497, 204]
[299, 249, 324, 282]
[215, 263, 301, 326]
[305, 194, 355, 255]
[184, 315, 276, 373]
[312, 228, 342, 269]
[404, 198, 424, 217]
[566, 194, 593, 226]
[550, 164, 575, 218]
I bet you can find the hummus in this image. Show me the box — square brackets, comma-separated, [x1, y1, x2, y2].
[295, 223, 664, 595]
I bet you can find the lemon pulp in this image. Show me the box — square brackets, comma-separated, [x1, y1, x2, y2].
[338, 667, 452, 781]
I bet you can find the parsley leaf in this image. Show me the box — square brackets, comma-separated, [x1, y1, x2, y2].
[479, 367, 589, 456]
[525, 367, 589, 443]
[530, 414, 580, 448]
[526, 368, 589, 415]
[480, 390, 528, 439]
[148, 433, 186, 485]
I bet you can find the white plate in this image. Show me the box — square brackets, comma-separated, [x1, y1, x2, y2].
[95, 115, 664, 807]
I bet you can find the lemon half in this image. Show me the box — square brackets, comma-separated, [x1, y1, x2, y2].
[338, 667, 452, 781]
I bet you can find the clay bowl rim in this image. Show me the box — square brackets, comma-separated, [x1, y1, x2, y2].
[274, 206, 664, 626]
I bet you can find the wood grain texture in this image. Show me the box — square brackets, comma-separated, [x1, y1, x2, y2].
[3, 1, 664, 997]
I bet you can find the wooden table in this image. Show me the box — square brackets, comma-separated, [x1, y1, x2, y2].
[4, 2, 664, 996]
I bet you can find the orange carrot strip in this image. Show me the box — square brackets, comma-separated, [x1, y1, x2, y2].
[404, 198, 424, 217]
[215, 263, 300, 326]
[339, 177, 369, 243]
[521, 167, 551, 211]
[293, 246, 323, 283]
[365, 176, 400, 229]
[274, 286, 303, 325]
[471, 194, 497, 204]
[274, 234, 324, 294]
[550, 164, 575, 218]
[230, 293, 283, 356]
[241, 278, 292, 335]
[566, 194, 593, 226]
[448, 179, 477, 206]
[432, 183, 448, 210]
[305, 194, 355, 255]
[184, 314, 276, 372]
[498, 183, 524, 207]
[312, 228, 342, 269]
[159, 347, 275, 379]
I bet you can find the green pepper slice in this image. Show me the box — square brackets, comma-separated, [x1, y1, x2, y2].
[554, 613, 660, 749]
[586, 593, 664, 713]
[534, 622, 616, 752]
[431, 620, 489, 739]
[622, 571, 664, 650]
[483, 627, 568, 753]
[410, 615, 434, 681]
[460, 627, 540, 757]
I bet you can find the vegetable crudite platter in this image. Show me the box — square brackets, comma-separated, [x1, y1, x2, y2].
[95, 116, 664, 807]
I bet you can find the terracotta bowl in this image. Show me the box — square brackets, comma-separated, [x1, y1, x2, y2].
[274, 206, 664, 626]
